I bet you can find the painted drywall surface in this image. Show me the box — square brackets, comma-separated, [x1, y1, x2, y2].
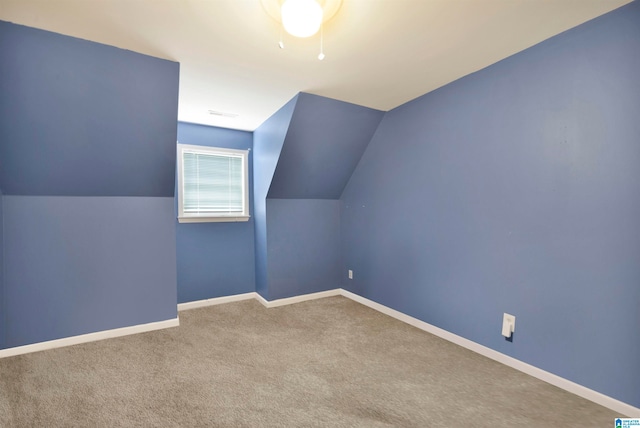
[2, 196, 177, 348]
[0, 189, 4, 349]
[0, 21, 179, 349]
[253, 96, 298, 300]
[0, 21, 179, 197]
[341, 1, 640, 407]
[255, 93, 379, 301]
[268, 93, 384, 199]
[266, 199, 341, 300]
[176, 122, 255, 303]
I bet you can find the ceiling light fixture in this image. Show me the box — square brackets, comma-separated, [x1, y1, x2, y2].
[281, 0, 323, 38]
[261, 0, 342, 59]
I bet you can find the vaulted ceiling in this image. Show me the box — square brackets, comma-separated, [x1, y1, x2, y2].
[0, 0, 632, 130]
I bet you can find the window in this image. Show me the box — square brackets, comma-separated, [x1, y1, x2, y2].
[177, 144, 250, 223]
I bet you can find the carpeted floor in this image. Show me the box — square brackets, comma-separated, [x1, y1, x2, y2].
[0, 296, 618, 427]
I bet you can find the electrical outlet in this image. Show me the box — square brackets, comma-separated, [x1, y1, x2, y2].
[502, 313, 515, 338]
[348, 270, 353, 279]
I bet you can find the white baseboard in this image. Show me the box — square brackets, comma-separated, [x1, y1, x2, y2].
[339, 289, 640, 417]
[0, 317, 179, 359]
[178, 289, 342, 310]
[178, 292, 256, 311]
[256, 289, 342, 308]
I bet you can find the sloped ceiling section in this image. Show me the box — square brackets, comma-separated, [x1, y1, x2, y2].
[0, 21, 179, 197]
[253, 95, 299, 204]
[268, 93, 384, 199]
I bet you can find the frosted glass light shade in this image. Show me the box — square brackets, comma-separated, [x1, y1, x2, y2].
[281, 0, 323, 38]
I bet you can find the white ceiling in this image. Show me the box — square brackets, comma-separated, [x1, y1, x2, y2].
[0, 0, 632, 131]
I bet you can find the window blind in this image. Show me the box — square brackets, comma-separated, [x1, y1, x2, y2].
[182, 151, 243, 214]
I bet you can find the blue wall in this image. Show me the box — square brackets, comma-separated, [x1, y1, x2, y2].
[253, 96, 298, 300]
[268, 93, 384, 199]
[3, 197, 176, 347]
[341, 1, 640, 407]
[0, 189, 4, 349]
[176, 123, 255, 303]
[0, 21, 178, 197]
[255, 93, 382, 301]
[0, 21, 179, 349]
[266, 199, 341, 299]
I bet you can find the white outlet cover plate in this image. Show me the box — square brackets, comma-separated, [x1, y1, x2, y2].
[503, 313, 516, 332]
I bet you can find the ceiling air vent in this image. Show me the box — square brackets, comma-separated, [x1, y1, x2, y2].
[208, 110, 238, 118]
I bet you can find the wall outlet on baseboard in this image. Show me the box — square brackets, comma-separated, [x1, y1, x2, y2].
[348, 270, 353, 279]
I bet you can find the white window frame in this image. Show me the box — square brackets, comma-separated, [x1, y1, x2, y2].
[177, 143, 250, 223]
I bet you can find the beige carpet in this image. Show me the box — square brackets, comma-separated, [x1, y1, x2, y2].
[0, 296, 618, 427]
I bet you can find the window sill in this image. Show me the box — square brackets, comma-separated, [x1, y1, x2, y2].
[178, 216, 250, 224]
